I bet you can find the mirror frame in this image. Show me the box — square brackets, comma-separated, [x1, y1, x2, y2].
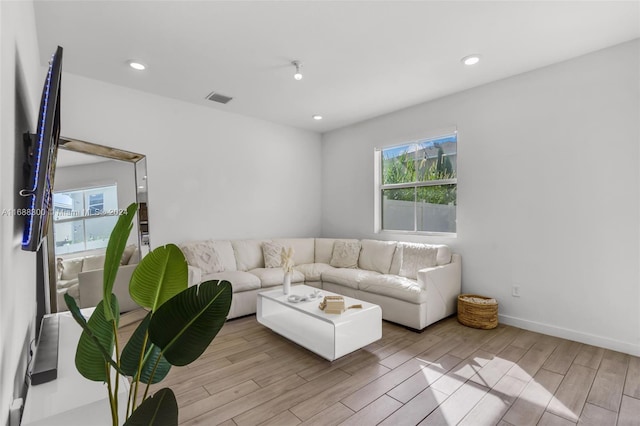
[47, 136, 149, 312]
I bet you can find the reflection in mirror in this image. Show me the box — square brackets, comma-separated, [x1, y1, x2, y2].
[48, 137, 149, 313]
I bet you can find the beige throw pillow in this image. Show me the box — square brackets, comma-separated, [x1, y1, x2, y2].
[399, 243, 438, 280]
[262, 241, 284, 268]
[329, 241, 361, 268]
[179, 241, 224, 274]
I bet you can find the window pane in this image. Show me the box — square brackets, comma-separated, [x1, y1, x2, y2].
[54, 219, 85, 254]
[416, 135, 457, 181]
[382, 188, 415, 231]
[85, 216, 118, 250]
[53, 191, 83, 220]
[382, 145, 418, 185]
[416, 185, 456, 233]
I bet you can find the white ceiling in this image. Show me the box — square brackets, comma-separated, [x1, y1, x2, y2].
[34, 1, 639, 133]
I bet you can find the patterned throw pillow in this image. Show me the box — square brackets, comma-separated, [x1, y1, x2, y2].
[262, 241, 284, 268]
[329, 240, 361, 268]
[178, 241, 224, 275]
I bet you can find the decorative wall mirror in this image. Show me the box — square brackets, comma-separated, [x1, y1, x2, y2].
[47, 137, 150, 313]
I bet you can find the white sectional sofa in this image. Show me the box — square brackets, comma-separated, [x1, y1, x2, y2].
[55, 245, 140, 312]
[180, 238, 461, 330]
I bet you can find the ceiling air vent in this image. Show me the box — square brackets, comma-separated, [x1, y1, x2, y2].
[205, 91, 233, 104]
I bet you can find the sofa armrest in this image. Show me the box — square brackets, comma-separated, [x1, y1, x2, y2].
[417, 253, 462, 327]
[77, 264, 140, 313]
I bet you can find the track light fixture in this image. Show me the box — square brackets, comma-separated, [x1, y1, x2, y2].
[292, 60, 303, 80]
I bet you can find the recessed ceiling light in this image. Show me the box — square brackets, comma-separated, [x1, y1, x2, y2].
[461, 55, 480, 66]
[128, 60, 146, 71]
[312, 115, 323, 121]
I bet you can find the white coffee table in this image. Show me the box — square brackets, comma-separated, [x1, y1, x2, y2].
[257, 284, 382, 361]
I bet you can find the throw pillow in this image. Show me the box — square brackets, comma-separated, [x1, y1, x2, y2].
[329, 240, 361, 268]
[61, 258, 83, 280]
[399, 243, 438, 280]
[179, 241, 224, 274]
[262, 241, 284, 268]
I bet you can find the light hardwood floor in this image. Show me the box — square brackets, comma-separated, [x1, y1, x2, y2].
[118, 313, 640, 426]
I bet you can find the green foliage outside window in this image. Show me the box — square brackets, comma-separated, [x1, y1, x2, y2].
[382, 146, 456, 205]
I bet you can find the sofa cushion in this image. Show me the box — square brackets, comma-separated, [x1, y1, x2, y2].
[389, 245, 402, 275]
[329, 240, 361, 268]
[274, 238, 315, 265]
[398, 243, 438, 279]
[360, 275, 427, 304]
[121, 245, 137, 265]
[232, 240, 267, 271]
[321, 268, 380, 290]
[294, 263, 335, 282]
[249, 268, 305, 288]
[262, 241, 284, 268]
[82, 255, 105, 272]
[434, 245, 453, 266]
[61, 258, 83, 280]
[210, 240, 237, 271]
[358, 239, 397, 274]
[178, 241, 223, 274]
[128, 247, 141, 265]
[203, 270, 261, 293]
[314, 238, 337, 264]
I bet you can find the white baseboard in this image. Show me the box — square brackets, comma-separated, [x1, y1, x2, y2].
[498, 314, 640, 357]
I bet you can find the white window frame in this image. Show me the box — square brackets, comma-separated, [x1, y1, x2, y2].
[374, 131, 457, 236]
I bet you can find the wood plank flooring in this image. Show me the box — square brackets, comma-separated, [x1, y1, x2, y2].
[118, 313, 640, 426]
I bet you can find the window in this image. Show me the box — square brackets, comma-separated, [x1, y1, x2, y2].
[376, 133, 457, 234]
[52, 185, 119, 254]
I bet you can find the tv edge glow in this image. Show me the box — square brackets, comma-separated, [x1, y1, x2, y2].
[20, 46, 63, 252]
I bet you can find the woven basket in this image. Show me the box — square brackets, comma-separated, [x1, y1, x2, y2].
[457, 294, 498, 329]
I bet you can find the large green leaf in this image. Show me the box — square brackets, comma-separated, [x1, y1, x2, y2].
[103, 203, 137, 321]
[123, 388, 178, 426]
[130, 244, 188, 312]
[149, 280, 232, 366]
[121, 312, 171, 384]
[68, 295, 120, 381]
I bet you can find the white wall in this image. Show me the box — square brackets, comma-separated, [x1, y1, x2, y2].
[0, 1, 42, 424]
[322, 40, 640, 355]
[60, 73, 323, 246]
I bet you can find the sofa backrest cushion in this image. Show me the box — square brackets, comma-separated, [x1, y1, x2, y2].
[121, 245, 137, 265]
[398, 243, 438, 279]
[61, 258, 83, 280]
[178, 241, 224, 274]
[389, 246, 402, 275]
[329, 240, 361, 269]
[210, 240, 237, 271]
[232, 240, 267, 271]
[82, 255, 106, 272]
[433, 244, 452, 266]
[274, 238, 315, 266]
[358, 239, 397, 274]
[314, 238, 337, 264]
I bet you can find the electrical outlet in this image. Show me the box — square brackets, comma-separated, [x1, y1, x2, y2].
[512, 285, 521, 297]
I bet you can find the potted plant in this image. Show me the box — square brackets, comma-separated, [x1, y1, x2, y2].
[64, 203, 232, 425]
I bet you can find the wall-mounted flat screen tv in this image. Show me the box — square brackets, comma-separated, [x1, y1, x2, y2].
[20, 46, 63, 252]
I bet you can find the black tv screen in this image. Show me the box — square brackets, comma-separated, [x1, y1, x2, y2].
[20, 46, 63, 252]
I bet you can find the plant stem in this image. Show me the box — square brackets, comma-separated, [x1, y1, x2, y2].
[106, 363, 117, 426]
[112, 321, 120, 421]
[132, 331, 149, 411]
[142, 353, 162, 401]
